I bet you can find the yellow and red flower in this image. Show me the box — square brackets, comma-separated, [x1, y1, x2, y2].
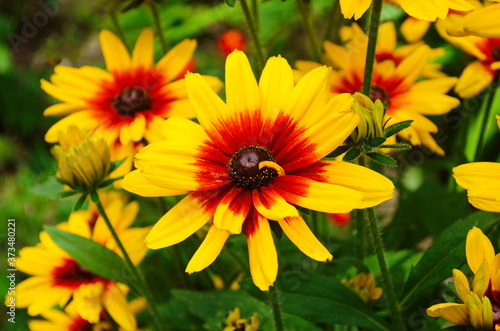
[6, 193, 149, 329]
[339, 0, 472, 21]
[122, 51, 394, 291]
[296, 23, 459, 155]
[427, 227, 500, 329]
[42, 28, 222, 176]
[437, 6, 500, 98]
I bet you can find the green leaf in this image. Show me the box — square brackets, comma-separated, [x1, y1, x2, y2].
[269, 221, 283, 240]
[272, 273, 391, 330]
[327, 145, 350, 158]
[384, 120, 413, 138]
[368, 136, 386, 147]
[343, 148, 361, 161]
[379, 143, 412, 150]
[45, 226, 134, 288]
[98, 177, 122, 188]
[74, 194, 87, 211]
[108, 158, 126, 174]
[366, 152, 397, 167]
[51, 190, 78, 200]
[400, 211, 500, 309]
[225, 0, 236, 7]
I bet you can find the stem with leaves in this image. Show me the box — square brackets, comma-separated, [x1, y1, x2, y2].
[93, 192, 165, 331]
[361, 0, 383, 96]
[269, 286, 284, 331]
[239, 0, 266, 74]
[149, 1, 168, 54]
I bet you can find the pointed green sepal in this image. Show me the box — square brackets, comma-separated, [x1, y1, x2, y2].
[384, 120, 413, 138]
[366, 152, 397, 167]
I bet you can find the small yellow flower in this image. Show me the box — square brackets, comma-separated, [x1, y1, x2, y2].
[52, 125, 110, 191]
[427, 227, 500, 329]
[341, 272, 383, 304]
[223, 308, 259, 331]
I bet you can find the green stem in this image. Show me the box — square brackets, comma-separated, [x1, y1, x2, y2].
[239, 0, 266, 74]
[94, 193, 164, 331]
[474, 79, 499, 161]
[296, 0, 322, 62]
[361, 0, 383, 96]
[366, 206, 406, 330]
[149, 1, 168, 54]
[108, 10, 129, 51]
[269, 286, 284, 331]
[354, 209, 365, 261]
[323, 0, 341, 44]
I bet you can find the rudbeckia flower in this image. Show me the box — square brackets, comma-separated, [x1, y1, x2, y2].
[296, 24, 459, 155]
[341, 272, 383, 305]
[122, 51, 394, 291]
[446, 1, 500, 38]
[427, 227, 500, 329]
[6, 194, 149, 329]
[28, 297, 146, 331]
[437, 8, 500, 98]
[223, 308, 260, 331]
[42, 28, 222, 176]
[340, 0, 472, 21]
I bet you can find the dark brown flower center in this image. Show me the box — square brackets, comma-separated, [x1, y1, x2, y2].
[370, 85, 390, 105]
[493, 46, 500, 62]
[53, 258, 102, 288]
[113, 87, 151, 116]
[69, 316, 94, 331]
[229, 146, 278, 190]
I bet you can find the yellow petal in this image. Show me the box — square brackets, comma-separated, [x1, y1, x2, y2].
[278, 215, 332, 261]
[427, 302, 470, 325]
[455, 61, 494, 98]
[99, 30, 131, 73]
[43, 103, 83, 116]
[377, 22, 397, 54]
[466, 293, 484, 329]
[103, 284, 137, 330]
[462, 4, 500, 38]
[156, 39, 197, 81]
[259, 55, 294, 117]
[452, 269, 471, 303]
[339, 0, 371, 20]
[213, 187, 251, 234]
[466, 226, 495, 274]
[246, 212, 278, 291]
[144, 193, 213, 249]
[318, 160, 394, 208]
[252, 186, 298, 221]
[44, 111, 100, 143]
[401, 17, 431, 43]
[122, 169, 188, 197]
[132, 28, 154, 69]
[226, 50, 260, 115]
[468, 186, 500, 213]
[272, 176, 364, 213]
[396, 0, 449, 21]
[453, 162, 500, 191]
[186, 224, 230, 273]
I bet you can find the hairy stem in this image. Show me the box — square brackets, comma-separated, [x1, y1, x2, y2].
[361, 0, 383, 96]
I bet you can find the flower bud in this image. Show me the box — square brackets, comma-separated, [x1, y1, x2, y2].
[351, 93, 385, 143]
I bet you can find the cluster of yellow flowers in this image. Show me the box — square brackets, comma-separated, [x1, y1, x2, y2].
[10, 0, 500, 330]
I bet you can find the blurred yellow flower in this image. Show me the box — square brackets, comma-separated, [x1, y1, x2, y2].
[446, 1, 500, 38]
[52, 125, 110, 191]
[340, 0, 472, 21]
[427, 227, 500, 329]
[223, 308, 259, 331]
[5, 193, 149, 330]
[341, 272, 383, 304]
[42, 28, 222, 177]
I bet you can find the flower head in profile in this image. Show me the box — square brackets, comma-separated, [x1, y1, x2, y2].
[296, 23, 459, 155]
[123, 51, 394, 290]
[341, 272, 383, 305]
[52, 125, 110, 192]
[340, 0, 472, 21]
[427, 227, 500, 329]
[437, 5, 500, 98]
[42, 28, 222, 176]
[5, 193, 149, 329]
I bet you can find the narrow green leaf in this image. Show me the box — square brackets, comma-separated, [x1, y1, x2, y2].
[271, 273, 390, 330]
[98, 177, 122, 188]
[368, 136, 386, 147]
[269, 221, 283, 240]
[366, 152, 397, 167]
[90, 191, 99, 203]
[343, 148, 361, 161]
[45, 226, 134, 287]
[400, 211, 500, 309]
[225, 0, 236, 7]
[379, 143, 412, 150]
[108, 158, 126, 174]
[74, 194, 87, 211]
[327, 145, 350, 158]
[384, 120, 413, 138]
[51, 190, 78, 200]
